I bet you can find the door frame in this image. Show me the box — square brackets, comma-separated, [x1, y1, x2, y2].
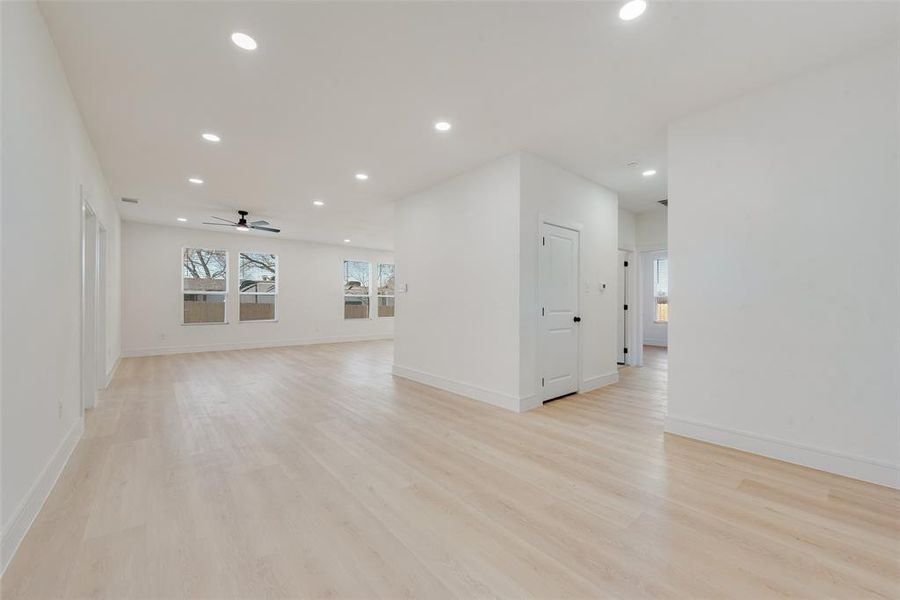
[616, 248, 641, 367]
[640, 248, 669, 348]
[97, 222, 108, 389]
[80, 187, 105, 411]
[537, 215, 583, 402]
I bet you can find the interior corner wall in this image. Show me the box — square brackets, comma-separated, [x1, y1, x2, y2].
[122, 221, 394, 356]
[393, 154, 522, 410]
[635, 208, 667, 250]
[618, 208, 637, 251]
[519, 153, 620, 405]
[667, 46, 900, 488]
[1, 0, 123, 571]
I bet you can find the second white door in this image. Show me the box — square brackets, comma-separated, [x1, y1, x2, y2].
[540, 222, 580, 401]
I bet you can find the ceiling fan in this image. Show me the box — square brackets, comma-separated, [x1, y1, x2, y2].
[203, 210, 280, 233]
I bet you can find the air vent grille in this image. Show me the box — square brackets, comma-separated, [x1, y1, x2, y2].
[658, 199, 668, 207]
[121, 197, 139, 204]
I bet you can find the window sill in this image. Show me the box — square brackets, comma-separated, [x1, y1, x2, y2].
[239, 319, 279, 323]
[181, 321, 229, 326]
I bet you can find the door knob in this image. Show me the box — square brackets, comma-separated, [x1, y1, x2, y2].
[573, 316, 582, 323]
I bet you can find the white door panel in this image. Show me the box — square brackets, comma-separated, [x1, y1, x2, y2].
[540, 223, 579, 401]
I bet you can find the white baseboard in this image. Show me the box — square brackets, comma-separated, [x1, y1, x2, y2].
[103, 355, 121, 388]
[665, 415, 899, 489]
[581, 371, 619, 393]
[518, 394, 543, 412]
[123, 334, 393, 357]
[392, 364, 523, 412]
[1, 417, 84, 575]
[643, 340, 668, 347]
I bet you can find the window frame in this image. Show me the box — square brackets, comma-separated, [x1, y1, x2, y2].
[376, 262, 395, 319]
[342, 259, 373, 320]
[652, 256, 669, 324]
[238, 251, 279, 323]
[181, 247, 229, 326]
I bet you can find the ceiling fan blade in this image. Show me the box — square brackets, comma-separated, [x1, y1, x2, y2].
[211, 216, 237, 224]
[251, 225, 281, 233]
[250, 220, 269, 226]
[202, 222, 236, 226]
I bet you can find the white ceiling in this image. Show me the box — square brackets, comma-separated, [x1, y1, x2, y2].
[40, 1, 898, 250]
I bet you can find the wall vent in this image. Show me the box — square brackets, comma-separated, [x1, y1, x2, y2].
[120, 197, 139, 204]
[658, 199, 668, 207]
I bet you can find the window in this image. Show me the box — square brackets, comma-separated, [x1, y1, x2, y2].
[182, 248, 227, 324]
[240, 252, 278, 321]
[653, 257, 669, 323]
[343, 260, 370, 319]
[377, 263, 395, 317]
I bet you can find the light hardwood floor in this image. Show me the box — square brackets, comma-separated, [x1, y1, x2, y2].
[3, 342, 898, 599]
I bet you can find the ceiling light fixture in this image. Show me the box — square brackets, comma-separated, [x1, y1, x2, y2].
[201, 133, 221, 143]
[343, 239, 351, 243]
[177, 217, 188, 222]
[231, 32, 257, 51]
[312, 199, 325, 206]
[619, 0, 647, 21]
[236, 225, 250, 231]
[188, 177, 204, 184]
[434, 121, 452, 132]
[642, 169, 657, 177]
[355, 173, 369, 181]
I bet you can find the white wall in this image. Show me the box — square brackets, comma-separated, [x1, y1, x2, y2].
[618, 208, 636, 251]
[519, 153, 620, 406]
[667, 46, 900, 488]
[1, 0, 122, 571]
[393, 155, 523, 410]
[635, 207, 667, 250]
[393, 153, 619, 412]
[122, 221, 393, 355]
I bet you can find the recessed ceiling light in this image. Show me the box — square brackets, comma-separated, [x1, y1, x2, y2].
[312, 199, 325, 206]
[188, 177, 204, 184]
[434, 121, 452, 132]
[355, 173, 369, 181]
[201, 133, 221, 143]
[343, 239, 351, 243]
[231, 32, 257, 51]
[619, 0, 647, 21]
[642, 169, 657, 177]
[177, 217, 188, 222]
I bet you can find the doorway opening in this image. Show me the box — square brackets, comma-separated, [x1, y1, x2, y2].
[81, 190, 107, 411]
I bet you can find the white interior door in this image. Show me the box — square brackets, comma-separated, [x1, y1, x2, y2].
[540, 223, 580, 401]
[617, 250, 628, 364]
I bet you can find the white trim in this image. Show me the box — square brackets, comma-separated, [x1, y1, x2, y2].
[643, 340, 668, 347]
[518, 394, 542, 412]
[665, 415, 900, 489]
[392, 364, 524, 412]
[1, 417, 84, 575]
[122, 333, 393, 357]
[104, 354, 121, 388]
[580, 371, 620, 393]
